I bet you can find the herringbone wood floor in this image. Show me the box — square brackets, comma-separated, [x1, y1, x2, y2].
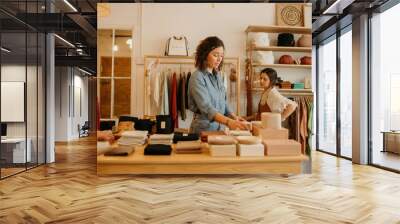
[1, 136, 400, 224]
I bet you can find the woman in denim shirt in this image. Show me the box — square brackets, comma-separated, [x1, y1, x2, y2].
[188, 36, 248, 134]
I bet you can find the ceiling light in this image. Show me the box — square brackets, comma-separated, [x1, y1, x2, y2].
[1, 47, 11, 53]
[323, 0, 354, 15]
[76, 48, 83, 52]
[54, 34, 75, 48]
[78, 67, 93, 76]
[126, 39, 132, 49]
[113, 45, 119, 52]
[63, 0, 78, 12]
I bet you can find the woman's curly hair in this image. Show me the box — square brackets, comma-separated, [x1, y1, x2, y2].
[195, 36, 225, 73]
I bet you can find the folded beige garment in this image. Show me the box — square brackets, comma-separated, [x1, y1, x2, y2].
[228, 130, 252, 136]
[236, 136, 262, 145]
[262, 139, 301, 156]
[175, 141, 202, 150]
[208, 135, 237, 145]
[209, 144, 237, 157]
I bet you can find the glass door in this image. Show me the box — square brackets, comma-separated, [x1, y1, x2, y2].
[317, 36, 337, 155]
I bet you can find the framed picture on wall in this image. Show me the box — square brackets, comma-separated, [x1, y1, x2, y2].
[276, 4, 304, 27]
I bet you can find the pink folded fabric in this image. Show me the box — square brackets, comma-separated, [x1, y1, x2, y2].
[208, 135, 237, 145]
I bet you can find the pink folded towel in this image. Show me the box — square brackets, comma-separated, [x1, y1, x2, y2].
[208, 135, 237, 145]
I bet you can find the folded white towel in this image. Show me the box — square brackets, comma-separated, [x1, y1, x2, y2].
[149, 134, 174, 140]
[238, 144, 264, 156]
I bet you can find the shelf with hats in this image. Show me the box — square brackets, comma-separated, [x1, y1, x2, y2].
[245, 25, 311, 34]
[251, 63, 311, 69]
[247, 46, 312, 53]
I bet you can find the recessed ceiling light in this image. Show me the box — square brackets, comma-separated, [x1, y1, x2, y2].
[78, 67, 93, 76]
[54, 34, 75, 48]
[63, 0, 78, 12]
[1, 47, 11, 53]
[113, 45, 119, 52]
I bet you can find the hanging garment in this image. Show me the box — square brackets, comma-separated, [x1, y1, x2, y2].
[180, 74, 187, 120]
[245, 60, 253, 116]
[305, 98, 313, 156]
[299, 100, 308, 154]
[159, 72, 170, 115]
[171, 72, 178, 128]
[185, 72, 191, 110]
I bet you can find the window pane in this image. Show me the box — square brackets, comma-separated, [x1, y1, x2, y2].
[114, 79, 131, 117]
[371, 4, 400, 171]
[318, 37, 337, 154]
[114, 57, 131, 77]
[100, 79, 111, 118]
[27, 31, 38, 168]
[340, 29, 352, 158]
[98, 29, 113, 77]
[1, 30, 27, 177]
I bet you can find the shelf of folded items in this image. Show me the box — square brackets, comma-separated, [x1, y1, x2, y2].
[252, 63, 311, 69]
[97, 144, 308, 175]
[247, 46, 312, 53]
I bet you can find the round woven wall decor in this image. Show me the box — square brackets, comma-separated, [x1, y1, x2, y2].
[280, 6, 302, 26]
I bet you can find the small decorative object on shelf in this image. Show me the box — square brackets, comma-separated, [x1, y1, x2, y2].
[276, 4, 304, 27]
[297, 34, 312, 47]
[279, 55, 295, 64]
[300, 56, 312, 65]
[277, 33, 295, 47]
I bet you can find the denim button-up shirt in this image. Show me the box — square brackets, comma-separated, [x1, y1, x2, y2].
[188, 69, 232, 134]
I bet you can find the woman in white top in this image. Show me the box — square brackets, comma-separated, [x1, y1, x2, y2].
[247, 68, 297, 121]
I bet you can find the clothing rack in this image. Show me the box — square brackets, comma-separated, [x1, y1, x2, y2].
[144, 55, 241, 117]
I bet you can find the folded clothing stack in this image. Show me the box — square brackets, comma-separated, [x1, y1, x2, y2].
[134, 119, 155, 133]
[236, 136, 264, 156]
[209, 145, 237, 157]
[173, 132, 199, 144]
[118, 130, 148, 146]
[200, 131, 226, 142]
[208, 135, 237, 157]
[228, 130, 252, 137]
[236, 136, 261, 145]
[208, 135, 237, 145]
[149, 134, 174, 145]
[104, 145, 135, 156]
[144, 144, 172, 155]
[262, 139, 301, 156]
[175, 141, 202, 154]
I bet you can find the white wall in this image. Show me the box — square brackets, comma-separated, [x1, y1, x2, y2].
[55, 67, 89, 141]
[98, 3, 311, 119]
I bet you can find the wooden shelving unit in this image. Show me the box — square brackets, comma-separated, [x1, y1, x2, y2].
[246, 25, 312, 90]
